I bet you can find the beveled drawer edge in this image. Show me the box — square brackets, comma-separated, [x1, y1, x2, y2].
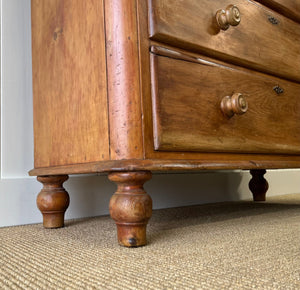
[150, 46, 220, 68]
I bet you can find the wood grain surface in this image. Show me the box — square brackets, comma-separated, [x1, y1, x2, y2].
[31, 0, 109, 167]
[149, 0, 300, 82]
[150, 48, 300, 154]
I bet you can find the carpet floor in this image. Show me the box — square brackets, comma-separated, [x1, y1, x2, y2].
[1, 194, 300, 289]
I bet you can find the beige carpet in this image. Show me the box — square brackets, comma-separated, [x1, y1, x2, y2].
[1, 194, 300, 289]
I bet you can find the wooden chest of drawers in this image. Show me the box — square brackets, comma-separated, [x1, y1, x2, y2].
[30, 0, 300, 247]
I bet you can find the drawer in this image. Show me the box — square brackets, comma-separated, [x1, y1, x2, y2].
[256, 0, 300, 23]
[149, 0, 300, 82]
[150, 47, 300, 154]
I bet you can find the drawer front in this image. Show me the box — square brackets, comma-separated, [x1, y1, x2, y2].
[256, 0, 300, 23]
[149, 0, 300, 82]
[150, 48, 300, 154]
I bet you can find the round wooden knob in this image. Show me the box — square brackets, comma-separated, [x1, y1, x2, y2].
[220, 93, 248, 118]
[216, 5, 241, 30]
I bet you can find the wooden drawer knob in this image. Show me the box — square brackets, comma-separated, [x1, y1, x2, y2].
[220, 93, 248, 118]
[216, 5, 241, 30]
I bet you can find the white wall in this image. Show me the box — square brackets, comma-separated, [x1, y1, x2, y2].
[1, 0, 299, 227]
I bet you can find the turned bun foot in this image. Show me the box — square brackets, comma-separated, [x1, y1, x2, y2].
[109, 171, 152, 247]
[37, 175, 70, 228]
[249, 169, 269, 202]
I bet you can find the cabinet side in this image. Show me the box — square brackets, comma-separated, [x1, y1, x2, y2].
[31, 0, 110, 168]
[104, 0, 144, 160]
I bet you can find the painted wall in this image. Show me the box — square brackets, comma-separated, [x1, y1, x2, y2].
[1, 0, 299, 227]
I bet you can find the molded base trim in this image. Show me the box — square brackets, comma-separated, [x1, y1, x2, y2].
[29, 158, 300, 176]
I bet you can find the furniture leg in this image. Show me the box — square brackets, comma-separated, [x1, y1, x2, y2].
[36, 175, 70, 228]
[249, 169, 269, 201]
[109, 171, 152, 247]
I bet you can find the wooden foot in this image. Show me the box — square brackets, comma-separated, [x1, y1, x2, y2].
[109, 171, 152, 247]
[249, 170, 269, 201]
[37, 175, 70, 228]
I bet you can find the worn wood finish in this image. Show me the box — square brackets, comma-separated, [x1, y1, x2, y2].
[256, 0, 300, 23]
[105, 0, 144, 160]
[31, 0, 109, 168]
[36, 175, 69, 228]
[149, 0, 300, 82]
[151, 48, 300, 154]
[249, 169, 269, 201]
[109, 171, 152, 247]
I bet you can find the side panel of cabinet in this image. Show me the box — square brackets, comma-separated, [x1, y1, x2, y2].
[31, 0, 110, 167]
